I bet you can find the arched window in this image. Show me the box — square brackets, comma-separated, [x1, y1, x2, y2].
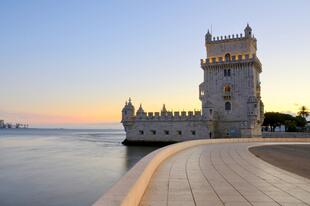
[224, 85, 231, 92]
[227, 69, 231, 76]
[225, 53, 231, 61]
[225, 102, 231, 111]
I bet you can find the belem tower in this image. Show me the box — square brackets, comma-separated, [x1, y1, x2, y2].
[122, 24, 264, 143]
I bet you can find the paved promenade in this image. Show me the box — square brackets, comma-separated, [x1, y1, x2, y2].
[140, 142, 310, 206]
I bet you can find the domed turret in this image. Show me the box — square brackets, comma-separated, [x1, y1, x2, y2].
[136, 104, 145, 116]
[121, 98, 135, 123]
[244, 23, 252, 38]
[205, 30, 212, 43]
[161, 104, 167, 116]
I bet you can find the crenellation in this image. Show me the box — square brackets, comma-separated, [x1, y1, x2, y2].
[133, 107, 205, 122]
[201, 53, 261, 68]
[206, 32, 254, 44]
[174, 111, 180, 117]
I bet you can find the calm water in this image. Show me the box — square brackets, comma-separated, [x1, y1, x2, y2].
[0, 129, 159, 206]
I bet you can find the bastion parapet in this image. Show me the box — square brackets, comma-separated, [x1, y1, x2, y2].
[200, 53, 262, 72]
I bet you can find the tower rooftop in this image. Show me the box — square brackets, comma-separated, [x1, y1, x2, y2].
[205, 24, 257, 59]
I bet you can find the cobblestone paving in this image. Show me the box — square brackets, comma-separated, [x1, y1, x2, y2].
[140, 143, 310, 206]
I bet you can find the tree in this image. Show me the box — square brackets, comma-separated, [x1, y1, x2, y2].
[298, 106, 309, 118]
[284, 120, 297, 132]
[263, 112, 306, 132]
[295, 115, 307, 129]
[263, 112, 287, 131]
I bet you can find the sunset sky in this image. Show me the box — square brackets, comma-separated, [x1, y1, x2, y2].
[1, 0, 310, 128]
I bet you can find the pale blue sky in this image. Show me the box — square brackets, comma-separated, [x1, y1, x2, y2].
[0, 0, 310, 127]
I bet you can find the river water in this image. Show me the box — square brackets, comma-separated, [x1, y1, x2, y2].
[0, 129, 158, 206]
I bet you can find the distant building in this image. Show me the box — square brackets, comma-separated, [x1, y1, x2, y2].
[122, 24, 264, 143]
[0, 120, 4, 128]
[306, 121, 310, 132]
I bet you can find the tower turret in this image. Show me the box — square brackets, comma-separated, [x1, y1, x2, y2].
[205, 30, 212, 43]
[121, 98, 135, 124]
[161, 104, 167, 116]
[202, 100, 214, 120]
[244, 23, 252, 38]
[136, 104, 145, 117]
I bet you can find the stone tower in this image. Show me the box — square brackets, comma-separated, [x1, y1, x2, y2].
[200, 24, 264, 138]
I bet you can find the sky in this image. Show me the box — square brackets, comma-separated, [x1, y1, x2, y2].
[0, 0, 309, 128]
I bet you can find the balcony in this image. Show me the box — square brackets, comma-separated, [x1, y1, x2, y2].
[223, 91, 231, 100]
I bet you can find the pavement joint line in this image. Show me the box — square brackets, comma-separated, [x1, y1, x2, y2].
[208, 146, 254, 206]
[245, 144, 310, 184]
[185, 151, 198, 206]
[222, 145, 282, 205]
[233, 144, 310, 205]
[236, 144, 310, 191]
[166, 157, 178, 206]
[198, 147, 225, 206]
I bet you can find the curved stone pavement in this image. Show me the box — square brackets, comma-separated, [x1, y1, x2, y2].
[139, 142, 310, 206]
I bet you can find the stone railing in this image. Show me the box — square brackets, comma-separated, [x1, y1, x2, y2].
[263, 132, 310, 138]
[92, 137, 310, 206]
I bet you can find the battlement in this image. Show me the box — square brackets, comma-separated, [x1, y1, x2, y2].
[200, 53, 261, 69]
[206, 33, 255, 44]
[135, 110, 205, 121]
[121, 100, 208, 123]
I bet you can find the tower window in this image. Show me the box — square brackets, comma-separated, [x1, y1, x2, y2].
[177, 130, 182, 135]
[200, 90, 204, 96]
[225, 53, 231, 61]
[164, 130, 169, 135]
[224, 85, 231, 92]
[151, 130, 156, 135]
[191, 130, 196, 135]
[224, 69, 231, 77]
[225, 102, 231, 111]
[139, 130, 144, 135]
[209, 109, 213, 115]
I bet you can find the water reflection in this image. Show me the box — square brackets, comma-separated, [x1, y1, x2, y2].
[0, 129, 160, 206]
[125, 146, 159, 170]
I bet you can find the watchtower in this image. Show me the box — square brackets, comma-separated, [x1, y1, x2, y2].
[200, 24, 264, 138]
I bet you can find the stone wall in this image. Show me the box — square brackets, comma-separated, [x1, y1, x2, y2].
[125, 120, 213, 142]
